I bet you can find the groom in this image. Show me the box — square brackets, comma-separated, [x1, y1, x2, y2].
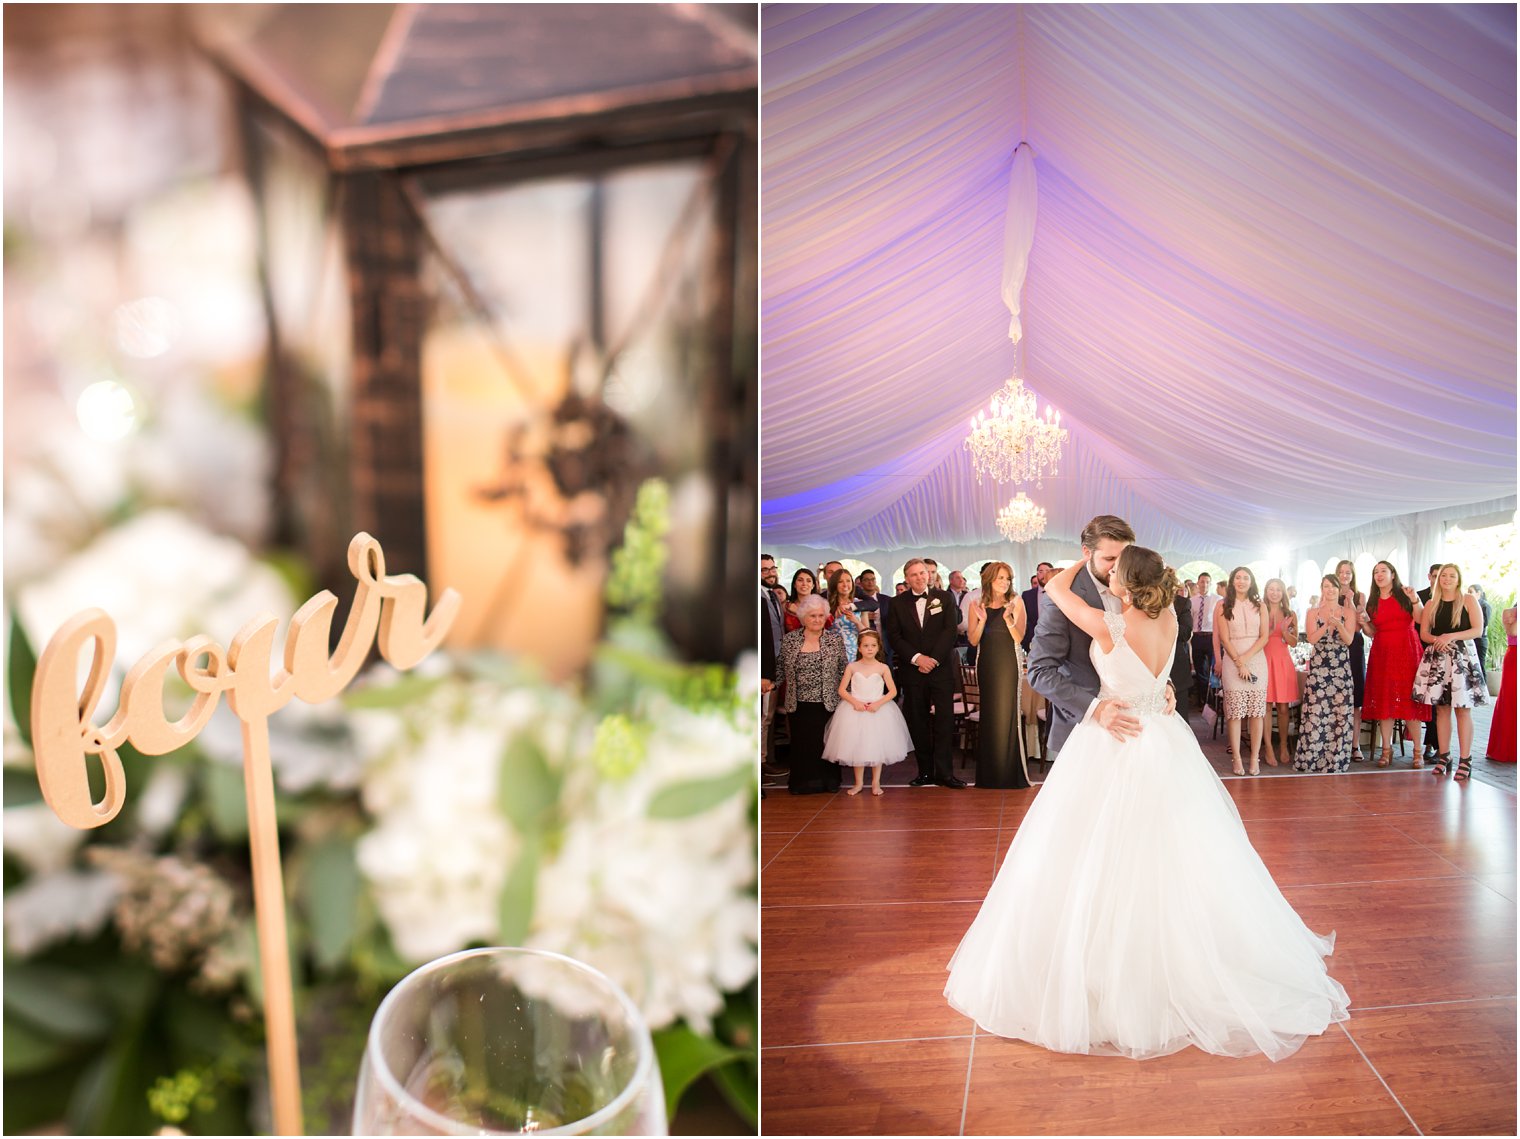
[887, 558, 966, 788]
[1027, 515, 1189, 758]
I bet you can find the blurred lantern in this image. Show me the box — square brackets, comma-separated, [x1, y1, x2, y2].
[200, 4, 756, 673]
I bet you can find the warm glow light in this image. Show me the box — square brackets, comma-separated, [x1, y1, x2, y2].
[76, 380, 139, 441]
[995, 492, 1047, 542]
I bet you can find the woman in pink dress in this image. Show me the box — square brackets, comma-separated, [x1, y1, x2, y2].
[1360, 561, 1430, 767]
[1487, 606, 1516, 764]
[1261, 579, 1299, 768]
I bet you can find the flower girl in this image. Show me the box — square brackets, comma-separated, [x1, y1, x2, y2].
[822, 631, 914, 795]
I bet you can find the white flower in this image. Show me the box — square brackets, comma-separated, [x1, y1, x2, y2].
[3, 802, 87, 875]
[351, 667, 757, 1033]
[4, 868, 119, 957]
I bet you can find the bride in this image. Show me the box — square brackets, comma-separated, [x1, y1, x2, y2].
[944, 545, 1350, 1061]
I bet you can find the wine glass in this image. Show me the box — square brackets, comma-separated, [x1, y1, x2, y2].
[354, 947, 666, 1135]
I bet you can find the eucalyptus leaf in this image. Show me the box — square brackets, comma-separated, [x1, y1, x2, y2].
[3, 1011, 77, 1074]
[709, 1055, 758, 1127]
[201, 761, 248, 841]
[3, 767, 42, 807]
[3, 963, 113, 1040]
[302, 834, 361, 972]
[7, 614, 37, 748]
[497, 842, 540, 946]
[650, 1024, 742, 1121]
[498, 736, 560, 835]
[345, 673, 447, 709]
[647, 767, 752, 820]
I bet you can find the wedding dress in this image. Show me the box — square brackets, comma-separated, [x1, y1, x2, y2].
[945, 611, 1350, 1061]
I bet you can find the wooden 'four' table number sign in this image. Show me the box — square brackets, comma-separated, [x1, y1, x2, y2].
[29, 533, 461, 1136]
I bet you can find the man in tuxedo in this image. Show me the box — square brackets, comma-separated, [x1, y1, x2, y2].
[1020, 562, 1055, 653]
[887, 557, 965, 787]
[1027, 516, 1185, 759]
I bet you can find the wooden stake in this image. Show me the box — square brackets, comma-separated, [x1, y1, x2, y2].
[242, 714, 303, 1136]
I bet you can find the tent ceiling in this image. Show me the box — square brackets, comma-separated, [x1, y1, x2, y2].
[760, 4, 1516, 562]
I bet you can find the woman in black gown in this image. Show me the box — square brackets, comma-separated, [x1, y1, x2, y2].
[967, 560, 1030, 788]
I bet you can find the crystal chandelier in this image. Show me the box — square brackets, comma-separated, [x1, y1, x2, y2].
[995, 492, 1047, 543]
[964, 374, 1067, 486]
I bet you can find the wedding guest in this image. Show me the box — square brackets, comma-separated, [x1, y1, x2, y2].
[854, 569, 894, 669]
[886, 558, 964, 788]
[761, 559, 786, 777]
[1361, 561, 1429, 767]
[822, 631, 912, 796]
[1262, 579, 1298, 767]
[1334, 560, 1367, 740]
[959, 564, 987, 666]
[821, 560, 844, 588]
[780, 594, 847, 794]
[1295, 574, 1358, 773]
[1468, 584, 1492, 671]
[1414, 564, 1488, 781]
[967, 561, 1029, 789]
[949, 570, 973, 662]
[1415, 563, 1443, 758]
[1020, 562, 1054, 653]
[826, 568, 867, 660]
[1170, 574, 1193, 708]
[1486, 606, 1516, 764]
[925, 558, 945, 591]
[784, 567, 823, 633]
[896, 582, 908, 595]
[1216, 567, 1270, 775]
[1190, 572, 1217, 700]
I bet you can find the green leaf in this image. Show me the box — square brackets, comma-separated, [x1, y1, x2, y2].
[201, 760, 248, 841]
[497, 841, 540, 946]
[3, 963, 113, 1041]
[3, 1011, 77, 1074]
[709, 1055, 758, 1127]
[344, 672, 447, 709]
[650, 1023, 742, 1121]
[647, 766, 753, 819]
[302, 835, 360, 972]
[3, 766, 42, 807]
[498, 736, 560, 835]
[7, 614, 37, 748]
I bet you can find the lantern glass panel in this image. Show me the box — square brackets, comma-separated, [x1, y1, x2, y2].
[415, 158, 720, 675]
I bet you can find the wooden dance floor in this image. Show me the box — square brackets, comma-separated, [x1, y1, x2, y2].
[760, 755, 1517, 1135]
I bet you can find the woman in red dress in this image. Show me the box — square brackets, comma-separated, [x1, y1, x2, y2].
[1360, 561, 1431, 767]
[1487, 606, 1516, 764]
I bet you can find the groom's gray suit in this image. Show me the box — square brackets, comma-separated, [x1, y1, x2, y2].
[1027, 567, 1191, 758]
[1026, 567, 1108, 759]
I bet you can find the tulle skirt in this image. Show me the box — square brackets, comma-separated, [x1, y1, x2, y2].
[945, 710, 1350, 1061]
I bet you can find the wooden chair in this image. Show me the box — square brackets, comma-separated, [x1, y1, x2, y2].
[955, 661, 980, 755]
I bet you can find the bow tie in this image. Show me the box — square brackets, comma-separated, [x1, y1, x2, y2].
[913, 593, 928, 600]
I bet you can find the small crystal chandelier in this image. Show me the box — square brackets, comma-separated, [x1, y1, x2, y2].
[964, 374, 1067, 486]
[995, 492, 1047, 543]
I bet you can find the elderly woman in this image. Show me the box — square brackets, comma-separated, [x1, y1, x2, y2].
[781, 593, 849, 794]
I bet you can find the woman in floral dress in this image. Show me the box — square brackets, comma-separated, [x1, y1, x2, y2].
[1295, 574, 1358, 773]
[1412, 563, 1489, 781]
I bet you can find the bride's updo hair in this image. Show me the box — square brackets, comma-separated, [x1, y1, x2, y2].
[1112, 545, 1178, 618]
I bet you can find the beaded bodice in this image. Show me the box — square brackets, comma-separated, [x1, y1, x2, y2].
[1092, 611, 1171, 715]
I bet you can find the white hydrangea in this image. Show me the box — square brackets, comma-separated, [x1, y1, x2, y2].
[3, 801, 88, 875]
[352, 672, 757, 1034]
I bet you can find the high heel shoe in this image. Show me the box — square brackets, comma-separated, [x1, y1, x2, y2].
[1376, 746, 1392, 767]
[1248, 758, 1261, 776]
[1454, 756, 1473, 782]
[1430, 753, 1449, 777]
[1231, 760, 1245, 776]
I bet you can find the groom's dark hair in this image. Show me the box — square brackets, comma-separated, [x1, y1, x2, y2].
[1080, 515, 1136, 549]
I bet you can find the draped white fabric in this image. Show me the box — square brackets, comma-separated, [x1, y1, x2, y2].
[1001, 142, 1037, 344]
[760, 4, 1516, 565]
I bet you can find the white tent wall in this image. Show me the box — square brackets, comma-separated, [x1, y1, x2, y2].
[760, 5, 1516, 562]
